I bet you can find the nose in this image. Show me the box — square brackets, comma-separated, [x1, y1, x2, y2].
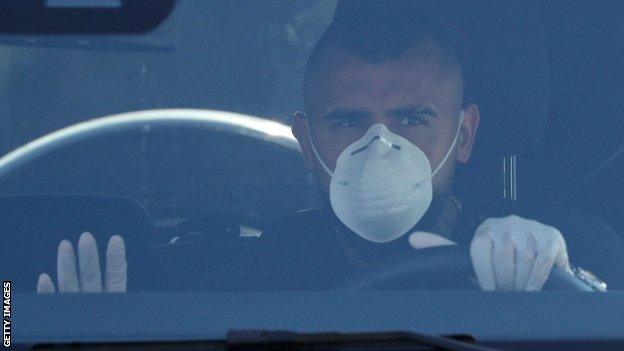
[361, 137, 401, 162]
[350, 123, 403, 156]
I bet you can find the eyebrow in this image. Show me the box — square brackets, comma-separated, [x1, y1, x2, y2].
[322, 105, 438, 122]
[387, 105, 438, 118]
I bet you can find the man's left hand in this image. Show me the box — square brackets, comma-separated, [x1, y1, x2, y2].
[470, 215, 573, 291]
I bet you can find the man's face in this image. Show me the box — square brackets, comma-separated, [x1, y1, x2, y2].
[293, 42, 479, 211]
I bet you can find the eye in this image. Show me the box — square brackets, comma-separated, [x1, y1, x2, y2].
[400, 115, 424, 126]
[335, 118, 360, 128]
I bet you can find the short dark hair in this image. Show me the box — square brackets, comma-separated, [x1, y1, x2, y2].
[328, 1, 465, 66]
[303, 0, 466, 108]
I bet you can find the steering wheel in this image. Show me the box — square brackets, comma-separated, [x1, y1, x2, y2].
[0, 109, 304, 291]
[0, 108, 299, 180]
[333, 246, 594, 291]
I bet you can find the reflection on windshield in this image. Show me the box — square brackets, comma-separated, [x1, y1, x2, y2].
[0, 0, 623, 302]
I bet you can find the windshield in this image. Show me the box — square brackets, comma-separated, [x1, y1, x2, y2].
[1, 0, 623, 346]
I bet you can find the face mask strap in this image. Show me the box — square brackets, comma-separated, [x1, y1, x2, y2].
[429, 110, 465, 179]
[306, 117, 335, 177]
[306, 110, 464, 181]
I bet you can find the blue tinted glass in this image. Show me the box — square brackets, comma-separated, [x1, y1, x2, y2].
[1, 0, 623, 344]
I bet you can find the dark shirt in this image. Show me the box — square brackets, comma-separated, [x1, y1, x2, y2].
[249, 206, 481, 290]
[194, 199, 624, 291]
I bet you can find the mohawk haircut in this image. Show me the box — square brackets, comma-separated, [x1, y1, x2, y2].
[329, 1, 465, 65]
[303, 0, 466, 111]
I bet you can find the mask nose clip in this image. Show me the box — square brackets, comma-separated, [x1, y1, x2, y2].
[350, 135, 402, 156]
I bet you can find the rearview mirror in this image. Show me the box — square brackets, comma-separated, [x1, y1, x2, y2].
[0, 0, 176, 34]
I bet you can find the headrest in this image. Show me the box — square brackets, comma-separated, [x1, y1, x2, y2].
[333, 0, 550, 161]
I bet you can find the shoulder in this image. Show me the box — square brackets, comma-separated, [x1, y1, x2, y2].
[259, 207, 346, 270]
[261, 207, 339, 244]
[254, 208, 350, 289]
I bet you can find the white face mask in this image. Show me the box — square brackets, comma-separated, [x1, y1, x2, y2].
[308, 111, 464, 243]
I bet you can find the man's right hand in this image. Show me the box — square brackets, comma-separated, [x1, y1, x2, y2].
[36, 232, 127, 293]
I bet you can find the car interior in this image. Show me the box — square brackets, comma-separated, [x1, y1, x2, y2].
[0, 0, 622, 293]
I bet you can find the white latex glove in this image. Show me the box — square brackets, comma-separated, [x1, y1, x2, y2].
[408, 231, 457, 249]
[470, 215, 573, 291]
[36, 232, 127, 293]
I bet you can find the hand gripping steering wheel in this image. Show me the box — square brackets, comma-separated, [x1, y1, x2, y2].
[334, 246, 594, 291]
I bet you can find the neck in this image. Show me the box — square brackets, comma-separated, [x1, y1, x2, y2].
[401, 194, 461, 239]
[427, 195, 461, 239]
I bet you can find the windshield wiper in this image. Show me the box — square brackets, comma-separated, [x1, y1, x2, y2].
[225, 329, 501, 351]
[31, 330, 501, 351]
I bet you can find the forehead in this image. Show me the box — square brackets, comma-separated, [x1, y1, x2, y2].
[305, 45, 460, 116]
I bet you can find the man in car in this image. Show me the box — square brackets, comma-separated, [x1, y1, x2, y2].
[37, 3, 621, 293]
[241, 12, 573, 291]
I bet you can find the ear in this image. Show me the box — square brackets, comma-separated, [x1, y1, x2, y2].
[292, 111, 317, 170]
[456, 103, 480, 164]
